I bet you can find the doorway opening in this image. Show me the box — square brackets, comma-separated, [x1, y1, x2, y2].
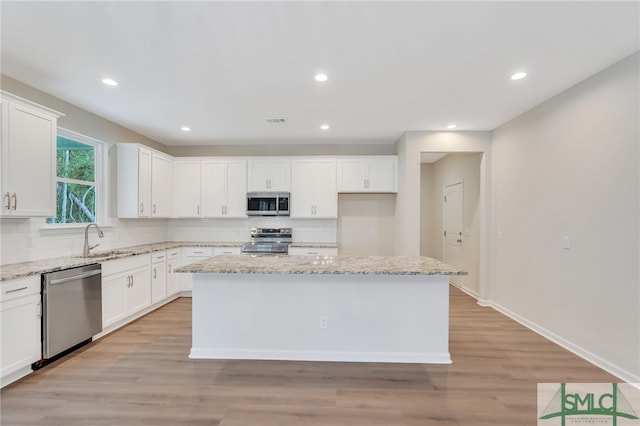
[420, 152, 483, 298]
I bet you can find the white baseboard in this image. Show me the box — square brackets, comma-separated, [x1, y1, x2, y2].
[449, 281, 479, 299]
[487, 300, 640, 384]
[189, 348, 452, 364]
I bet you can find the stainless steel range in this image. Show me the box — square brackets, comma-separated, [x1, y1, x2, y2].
[240, 227, 292, 255]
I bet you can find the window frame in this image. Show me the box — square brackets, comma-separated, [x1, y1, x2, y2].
[42, 128, 107, 229]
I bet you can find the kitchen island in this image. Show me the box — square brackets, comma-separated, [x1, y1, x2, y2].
[177, 255, 465, 364]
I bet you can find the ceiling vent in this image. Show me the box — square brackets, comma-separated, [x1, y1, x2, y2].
[266, 118, 286, 124]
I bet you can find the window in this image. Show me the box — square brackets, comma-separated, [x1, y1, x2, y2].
[46, 129, 105, 225]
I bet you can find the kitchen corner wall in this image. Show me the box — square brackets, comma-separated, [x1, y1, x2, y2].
[1, 74, 172, 265]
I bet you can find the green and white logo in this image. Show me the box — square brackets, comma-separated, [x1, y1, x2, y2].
[538, 383, 640, 425]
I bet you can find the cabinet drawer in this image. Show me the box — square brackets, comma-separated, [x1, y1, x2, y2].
[213, 247, 241, 256]
[151, 251, 167, 263]
[0, 276, 40, 302]
[102, 254, 151, 276]
[288, 247, 338, 257]
[167, 250, 180, 261]
[184, 247, 213, 258]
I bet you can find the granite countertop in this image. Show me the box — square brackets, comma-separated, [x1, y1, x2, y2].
[176, 255, 466, 276]
[0, 241, 337, 281]
[0, 241, 239, 281]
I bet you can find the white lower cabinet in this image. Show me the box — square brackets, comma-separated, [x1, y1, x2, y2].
[181, 247, 214, 292]
[151, 251, 167, 305]
[166, 249, 181, 297]
[0, 276, 41, 387]
[288, 247, 338, 256]
[101, 254, 151, 328]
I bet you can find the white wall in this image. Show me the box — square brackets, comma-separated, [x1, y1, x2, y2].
[337, 194, 396, 256]
[490, 52, 639, 382]
[421, 153, 482, 296]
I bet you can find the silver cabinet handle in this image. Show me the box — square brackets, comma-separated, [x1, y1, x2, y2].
[11, 193, 17, 210]
[153, 204, 157, 214]
[5, 286, 28, 294]
[168, 264, 172, 273]
[36, 301, 42, 319]
[197, 205, 200, 215]
[4, 192, 10, 210]
[140, 202, 144, 213]
[221, 205, 224, 214]
[192, 251, 204, 254]
[308, 251, 318, 255]
[153, 268, 157, 279]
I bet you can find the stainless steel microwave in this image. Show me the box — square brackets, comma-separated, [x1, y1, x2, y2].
[247, 192, 290, 216]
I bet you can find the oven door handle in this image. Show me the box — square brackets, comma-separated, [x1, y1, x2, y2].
[48, 269, 102, 285]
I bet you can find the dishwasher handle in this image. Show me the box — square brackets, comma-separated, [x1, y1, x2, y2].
[48, 269, 102, 285]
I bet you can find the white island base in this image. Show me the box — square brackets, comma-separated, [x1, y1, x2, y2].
[190, 273, 451, 364]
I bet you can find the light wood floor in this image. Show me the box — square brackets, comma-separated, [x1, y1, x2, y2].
[1, 287, 616, 425]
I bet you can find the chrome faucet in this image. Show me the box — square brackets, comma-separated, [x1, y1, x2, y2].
[83, 223, 104, 257]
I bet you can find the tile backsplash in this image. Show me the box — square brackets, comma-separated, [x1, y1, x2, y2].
[1, 216, 338, 265]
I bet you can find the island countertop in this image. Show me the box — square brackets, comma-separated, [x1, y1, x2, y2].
[177, 254, 466, 276]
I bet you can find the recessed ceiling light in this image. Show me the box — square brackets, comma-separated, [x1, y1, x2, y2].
[101, 78, 118, 86]
[320, 124, 330, 130]
[314, 73, 328, 82]
[447, 124, 457, 129]
[511, 72, 527, 80]
[181, 126, 191, 132]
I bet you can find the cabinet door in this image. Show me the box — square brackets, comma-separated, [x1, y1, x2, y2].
[201, 160, 226, 217]
[1, 100, 57, 217]
[224, 160, 247, 217]
[312, 160, 337, 218]
[247, 160, 271, 191]
[127, 267, 151, 314]
[247, 160, 290, 191]
[0, 277, 41, 383]
[337, 159, 367, 192]
[151, 261, 167, 304]
[151, 153, 172, 217]
[173, 160, 201, 217]
[166, 259, 180, 296]
[367, 157, 396, 192]
[291, 160, 315, 218]
[265, 159, 291, 191]
[101, 272, 128, 327]
[137, 148, 152, 217]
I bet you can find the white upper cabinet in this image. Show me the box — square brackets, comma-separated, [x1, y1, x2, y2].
[247, 159, 291, 192]
[172, 160, 201, 218]
[202, 159, 247, 218]
[291, 159, 337, 218]
[117, 144, 172, 218]
[1, 93, 62, 217]
[150, 152, 172, 217]
[337, 156, 397, 193]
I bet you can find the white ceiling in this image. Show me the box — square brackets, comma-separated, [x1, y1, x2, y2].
[1, 1, 638, 146]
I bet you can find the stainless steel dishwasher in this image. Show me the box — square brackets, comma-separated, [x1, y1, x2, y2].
[41, 264, 102, 361]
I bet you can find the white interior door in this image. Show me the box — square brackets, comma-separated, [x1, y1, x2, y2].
[444, 181, 463, 286]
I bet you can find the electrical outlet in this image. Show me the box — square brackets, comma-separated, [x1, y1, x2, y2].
[320, 316, 328, 329]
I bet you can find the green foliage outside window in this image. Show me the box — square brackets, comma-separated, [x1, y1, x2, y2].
[47, 136, 97, 224]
